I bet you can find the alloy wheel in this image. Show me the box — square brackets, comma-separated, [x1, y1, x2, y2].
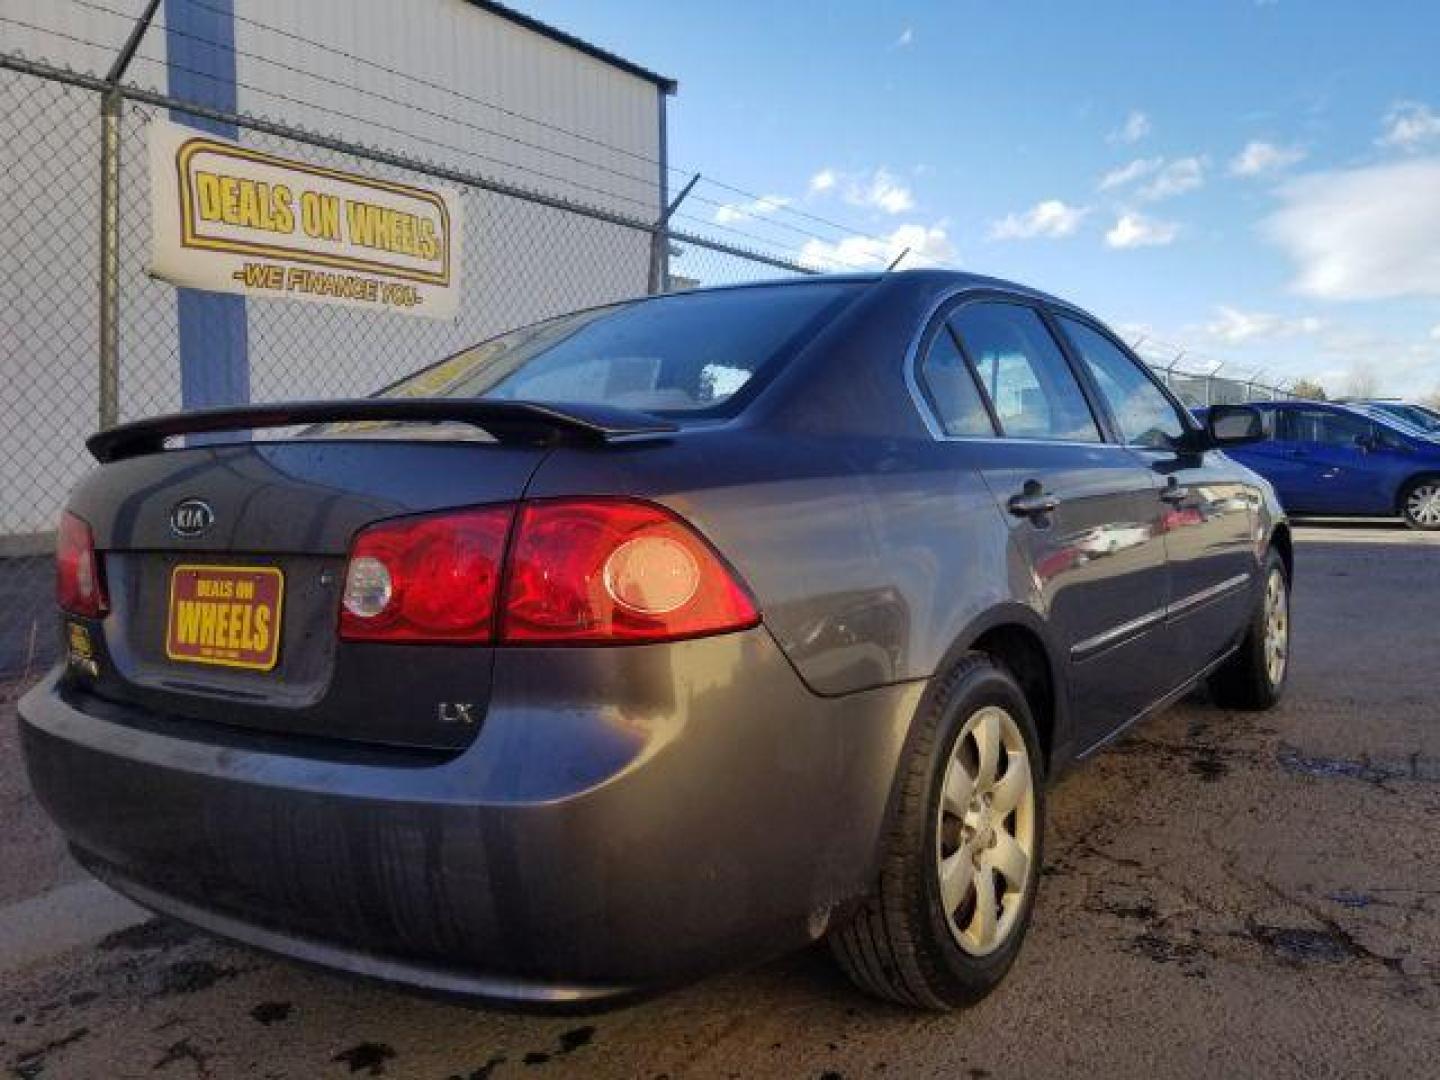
[935, 705, 1036, 956]
[1263, 567, 1289, 688]
[1405, 483, 1440, 529]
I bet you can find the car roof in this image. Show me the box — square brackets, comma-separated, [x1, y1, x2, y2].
[682, 268, 1098, 321]
[1265, 399, 1432, 431]
[1262, 400, 1355, 410]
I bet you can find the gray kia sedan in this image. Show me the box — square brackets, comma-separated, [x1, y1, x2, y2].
[20, 270, 1291, 1010]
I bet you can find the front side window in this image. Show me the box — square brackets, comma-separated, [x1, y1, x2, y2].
[1373, 423, 1410, 451]
[949, 303, 1100, 442]
[1249, 405, 1280, 441]
[379, 282, 864, 416]
[1058, 317, 1185, 449]
[915, 326, 994, 436]
[1280, 408, 1372, 447]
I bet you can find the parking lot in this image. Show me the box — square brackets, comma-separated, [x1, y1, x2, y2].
[2, 523, 1437, 1079]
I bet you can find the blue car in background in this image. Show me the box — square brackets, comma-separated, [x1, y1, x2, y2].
[1205, 400, 1440, 530]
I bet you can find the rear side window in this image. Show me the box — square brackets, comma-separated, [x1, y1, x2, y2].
[916, 327, 995, 436]
[1375, 403, 1439, 434]
[949, 303, 1101, 442]
[380, 283, 863, 416]
[1058, 317, 1184, 449]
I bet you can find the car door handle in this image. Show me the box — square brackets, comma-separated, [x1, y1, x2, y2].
[1160, 482, 1190, 504]
[1007, 483, 1060, 518]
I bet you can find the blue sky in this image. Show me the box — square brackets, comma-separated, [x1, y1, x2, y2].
[523, 0, 1440, 396]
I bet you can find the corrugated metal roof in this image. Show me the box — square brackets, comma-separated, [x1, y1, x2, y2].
[462, 1, 678, 94]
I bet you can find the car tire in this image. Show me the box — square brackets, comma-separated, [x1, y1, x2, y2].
[830, 652, 1045, 1009]
[1400, 476, 1440, 531]
[1208, 549, 1289, 710]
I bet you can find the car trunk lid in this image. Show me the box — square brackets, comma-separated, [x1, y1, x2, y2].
[66, 433, 554, 751]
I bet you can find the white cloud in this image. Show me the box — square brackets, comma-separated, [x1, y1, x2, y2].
[1201, 306, 1325, 344]
[808, 168, 917, 214]
[1108, 109, 1152, 145]
[1263, 157, 1440, 299]
[1137, 156, 1206, 200]
[1431, 324, 1440, 341]
[989, 199, 1090, 240]
[1098, 157, 1162, 191]
[800, 222, 955, 271]
[808, 169, 838, 194]
[894, 26, 914, 47]
[1229, 140, 1306, 177]
[1105, 212, 1179, 249]
[839, 168, 915, 214]
[1378, 101, 1440, 150]
[1099, 156, 1204, 199]
[713, 194, 792, 225]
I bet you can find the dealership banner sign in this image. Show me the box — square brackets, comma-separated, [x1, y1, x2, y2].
[149, 120, 461, 319]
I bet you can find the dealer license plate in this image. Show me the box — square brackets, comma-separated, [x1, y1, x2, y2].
[165, 564, 284, 671]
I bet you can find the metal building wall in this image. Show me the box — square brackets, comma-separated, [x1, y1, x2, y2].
[227, 0, 666, 403]
[0, 0, 664, 236]
[234, 0, 663, 218]
[0, 0, 666, 539]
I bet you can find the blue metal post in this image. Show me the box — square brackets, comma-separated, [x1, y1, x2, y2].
[164, 0, 248, 415]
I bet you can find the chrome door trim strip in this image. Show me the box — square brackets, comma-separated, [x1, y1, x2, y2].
[1070, 572, 1252, 661]
[1165, 572, 1252, 620]
[1071, 607, 1167, 661]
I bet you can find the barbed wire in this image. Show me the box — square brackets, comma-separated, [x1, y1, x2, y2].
[0, 12, 683, 217]
[0, 46, 829, 287]
[668, 213, 884, 272]
[70, 0, 668, 192]
[10, 4, 905, 272]
[160, 0, 904, 249]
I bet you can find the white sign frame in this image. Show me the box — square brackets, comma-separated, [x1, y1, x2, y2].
[149, 120, 463, 320]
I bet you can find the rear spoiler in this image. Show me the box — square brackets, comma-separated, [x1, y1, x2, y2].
[87, 399, 678, 463]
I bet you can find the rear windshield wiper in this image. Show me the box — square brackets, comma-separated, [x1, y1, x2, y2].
[87, 399, 678, 463]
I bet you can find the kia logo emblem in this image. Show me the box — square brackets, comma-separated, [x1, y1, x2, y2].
[169, 499, 215, 538]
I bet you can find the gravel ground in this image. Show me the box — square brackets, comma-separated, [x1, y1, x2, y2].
[2, 524, 1437, 1079]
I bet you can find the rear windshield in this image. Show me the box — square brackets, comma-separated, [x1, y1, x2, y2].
[1376, 403, 1440, 433]
[379, 282, 864, 417]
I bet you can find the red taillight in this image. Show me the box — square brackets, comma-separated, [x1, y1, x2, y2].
[339, 506, 514, 643]
[502, 499, 759, 644]
[56, 511, 107, 617]
[337, 499, 759, 646]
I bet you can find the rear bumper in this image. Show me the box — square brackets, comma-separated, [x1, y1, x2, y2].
[19, 628, 920, 1005]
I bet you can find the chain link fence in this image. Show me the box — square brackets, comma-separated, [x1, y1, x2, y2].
[1156, 367, 1296, 408]
[1132, 340, 1298, 409]
[0, 53, 817, 681]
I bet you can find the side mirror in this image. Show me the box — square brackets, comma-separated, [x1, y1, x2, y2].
[1206, 404, 1265, 447]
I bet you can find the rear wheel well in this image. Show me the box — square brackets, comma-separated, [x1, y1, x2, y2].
[971, 624, 1056, 773]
